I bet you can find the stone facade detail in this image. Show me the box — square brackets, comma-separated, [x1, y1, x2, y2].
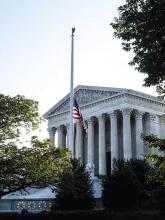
[44, 85, 165, 176]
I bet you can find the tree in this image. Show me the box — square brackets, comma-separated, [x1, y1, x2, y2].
[102, 159, 152, 211]
[54, 158, 95, 210]
[111, 0, 165, 88]
[143, 134, 165, 210]
[0, 93, 71, 197]
[0, 137, 71, 198]
[157, 81, 165, 100]
[0, 94, 41, 143]
[143, 135, 165, 186]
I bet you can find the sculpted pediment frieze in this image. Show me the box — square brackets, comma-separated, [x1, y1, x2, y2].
[44, 85, 165, 119]
[44, 85, 121, 117]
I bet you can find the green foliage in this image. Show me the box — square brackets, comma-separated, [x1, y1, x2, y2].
[0, 93, 41, 143]
[102, 159, 152, 211]
[156, 82, 165, 100]
[143, 135, 165, 186]
[111, 0, 165, 87]
[0, 137, 71, 197]
[0, 93, 71, 197]
[142, 135, 165, 210]
[54, 158, 95, 210]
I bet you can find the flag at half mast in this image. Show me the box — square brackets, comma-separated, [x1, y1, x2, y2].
[73, 98, 88, 134]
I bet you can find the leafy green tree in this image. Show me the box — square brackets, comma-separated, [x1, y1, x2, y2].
[143, 135, 165, 210]
[111, 0, 165, 87]
[0, 93, 71, 197]
[0, 137, 71, 198]
[143, 135, 165, 186]
[54, 158, 95, 210]
[102, 159, 152, 211]
[0, 93, 41, 143]
[157, 82, 165, 100]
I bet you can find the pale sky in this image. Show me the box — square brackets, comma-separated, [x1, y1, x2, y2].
[0, 0, 157, 139]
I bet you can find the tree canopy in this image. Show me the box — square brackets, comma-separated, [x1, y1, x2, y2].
[143, 134, 165, 186]
[0, 137, 70, 198]
[111, 0, 165, 87]
[0, 93, 71, 197]
[54, 158, 95, 210]
[0, 94, 41, 143]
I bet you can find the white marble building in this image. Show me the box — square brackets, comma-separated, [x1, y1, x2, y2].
[43, 85, 165, 176]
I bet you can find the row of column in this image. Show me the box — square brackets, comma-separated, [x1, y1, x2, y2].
[48, 108, 161, 176]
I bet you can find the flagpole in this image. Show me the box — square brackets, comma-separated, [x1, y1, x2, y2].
[69, 27, 75, 155]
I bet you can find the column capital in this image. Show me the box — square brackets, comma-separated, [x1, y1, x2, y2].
[87, 117, 95, 125]
[47, 127, 56, 133]
[135, 110, 144, 120]
[122, 108, 132, 116]
[149, 114, 156, 121]
[109, 110, 118, 118]
[97, 114, 106, 121]
[57, 125, 63, 132]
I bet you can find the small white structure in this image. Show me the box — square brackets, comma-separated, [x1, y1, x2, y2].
[1, 187, 55, 199]
[0, 187, 55, 212]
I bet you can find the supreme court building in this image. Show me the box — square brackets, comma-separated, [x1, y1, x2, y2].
[44, 85, 165, 176]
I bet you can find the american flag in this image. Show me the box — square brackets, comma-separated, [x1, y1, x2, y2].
[73, 98, 88, 133]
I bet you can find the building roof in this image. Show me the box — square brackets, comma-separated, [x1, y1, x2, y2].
[43, 85, 165, 119]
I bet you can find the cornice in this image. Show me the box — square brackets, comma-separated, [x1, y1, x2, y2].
[46, 92, 165, 120]
[43, 85, 165, 119]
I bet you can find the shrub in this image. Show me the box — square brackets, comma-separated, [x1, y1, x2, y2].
[102, 159, 152, 211]
[53, 158, 95, 210]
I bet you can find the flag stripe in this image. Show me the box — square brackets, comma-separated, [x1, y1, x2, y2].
[73, 98, 88, 133]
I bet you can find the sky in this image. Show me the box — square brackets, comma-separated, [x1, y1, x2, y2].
[0, 0, 157, 139]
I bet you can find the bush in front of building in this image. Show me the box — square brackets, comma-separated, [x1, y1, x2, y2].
[102, 159, 152, 211]
[52, 158, 95, 210]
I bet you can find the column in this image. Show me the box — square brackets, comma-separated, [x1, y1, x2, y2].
[110, 111, 118, 168]
[154, 115, 161, 137]
[150, 114, 157, 135]
[57, 125, 63, 147]
[143, 113, 151, 154]
[122, 108, 132, 159]
[62, 127, 66, 147]
[144, 113, 151, 135]
[87, 118, 94, 165]
[67, 124, 74, 155]
[98, 115, 106, 176]
[135, 110, 144, 158]
[150, 114, 160, 154]
[48, 127, 56, 146]
[75, 121, 83, 160]
[66, 124, 70, 148]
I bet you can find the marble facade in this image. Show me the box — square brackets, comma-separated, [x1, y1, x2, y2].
[43, 85, 165, 176]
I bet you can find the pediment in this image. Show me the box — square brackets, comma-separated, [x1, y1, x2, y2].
[43, 85, 124, 118]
